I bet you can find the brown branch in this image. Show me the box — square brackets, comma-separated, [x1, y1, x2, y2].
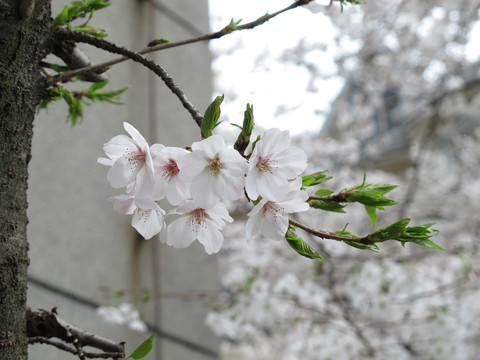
[49, 0, 314, 85]
[288, 219, 374, 245]
[29, 337, 124, 359]
[27, 308, 125, 359]
[52, 28, 203, 127]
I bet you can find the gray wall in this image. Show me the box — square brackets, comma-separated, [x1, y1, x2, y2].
[27, 1, 218, 359]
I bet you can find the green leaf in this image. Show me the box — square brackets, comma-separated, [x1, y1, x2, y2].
[340, 176, 398, 209]
[334, 227, 379, 252]
[302, 171, 332, 187]
[74, 25, 108, 38]
[286, 229, 323, 260]
[221, 18, 242, 34]
[53, 6, 70, 27]
[201, 95, 224, 138]
[344, 240, 379, 252]
[364, 205, 377, 227]
[127, 333, 156, 360]
[367, 219, 442, 250]
[309, 199, 346, 213]
[314, 189, 333, 196]
[407, 237, 444, 250]
[53, 0, 111, 28]
[234, 103, 255, 154]
[37, 81, 127, 126]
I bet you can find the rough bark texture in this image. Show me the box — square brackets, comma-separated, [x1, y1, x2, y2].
[0, 0, 52, 359]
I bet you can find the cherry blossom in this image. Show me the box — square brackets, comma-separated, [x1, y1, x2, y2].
[246, 179, 309, 241]
[96, 303, 148, 333]
[150, 145, 190, 205]
[178, 135, 248, 208]
[111, 194, 166, 240]
[98, 122, 154, 194]
[166, 200, 233, 254]
[245, 128, 307, 202]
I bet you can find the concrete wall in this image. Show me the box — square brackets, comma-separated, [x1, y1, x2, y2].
[27, 1, 218, 359]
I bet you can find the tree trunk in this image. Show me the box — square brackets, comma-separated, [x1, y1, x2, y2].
[0, 1, 52, 359]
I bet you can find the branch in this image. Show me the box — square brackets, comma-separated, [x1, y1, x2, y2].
[52, 28, 203, 127]
[288, 219, 374, 244]
[27, 308, 125, 360]
[49, 0, 314, 85]
[29, 337, 124, 359]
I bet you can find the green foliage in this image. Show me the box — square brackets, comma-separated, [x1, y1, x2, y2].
[201, 95, 224, 139]
[221, 18, 242, 35]
[38, 81, 128, 126]
[286, 228, 323, 260]
[125, 333, 155, 360]
[309, 199, 346, 213]
[302, 170, 333, 187]
[53, 0, 111, 37]
[334, 225, 379, 252]
[335, 175, 398, 226]
[367, 218, 442, 249]
[233, 104, 255, 154]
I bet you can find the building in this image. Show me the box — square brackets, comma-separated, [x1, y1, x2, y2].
[27, 1, 218, 359]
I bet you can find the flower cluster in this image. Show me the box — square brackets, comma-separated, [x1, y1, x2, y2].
[99, 122, 309, 254]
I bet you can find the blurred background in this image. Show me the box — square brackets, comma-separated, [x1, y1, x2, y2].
[27, 0, 480, 359]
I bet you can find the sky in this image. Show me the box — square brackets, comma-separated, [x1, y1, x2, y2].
[208, 0, 343, 136]
[208, 1, 480, 136]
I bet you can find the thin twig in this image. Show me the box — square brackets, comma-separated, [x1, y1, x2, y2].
[288, 218, 374, 244]
[49, 0, 314, 85]
[53, 28, 203, 127]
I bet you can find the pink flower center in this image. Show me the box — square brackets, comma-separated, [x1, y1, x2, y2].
[207, 155, 223, 176]
[125, 145, 146, 170]
[263, 201, 284, 220]
[188, 208, 207, 230]
[257, 155, 276, 174]
[163, 158, 180, 180]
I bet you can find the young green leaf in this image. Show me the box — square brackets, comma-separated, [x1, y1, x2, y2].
[367, 218, 442, 249]
[234, 103, 255, 154]
[53, 0, 111, 28]
[314, 189, 334, 196]
[364, 205, 378, 227]
[286, 229, 323, 260]
[309, 199, 346, 213]
[221, 18, 242, 34]
[127, 333, 156, 360]
[302, 171, 332, 187]
[334, 227, 379, 252]
[201, 95, 224, 139]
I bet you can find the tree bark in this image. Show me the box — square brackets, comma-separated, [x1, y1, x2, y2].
[0, 1, 52, 359]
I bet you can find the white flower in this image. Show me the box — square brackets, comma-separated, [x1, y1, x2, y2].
[245, 128, 307, 201]
[166, 200, 233, 254]
[98, 122, 154, 193]
[96, 303, 148, 333]
[111, 194, 166, 240]
[178, 135, 248, 208]
[246, 179, 309, 241]
[151, 145, 190, 205]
